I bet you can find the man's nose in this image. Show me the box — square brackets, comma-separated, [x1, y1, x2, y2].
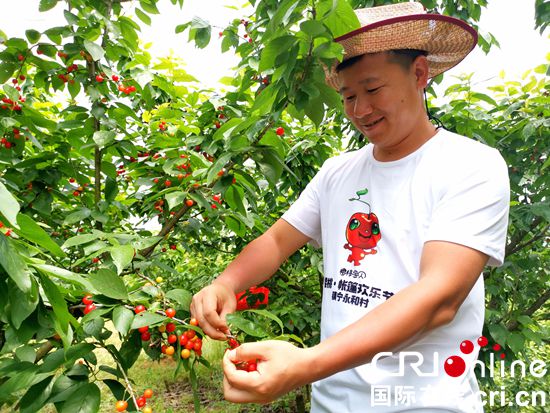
[353, 95, 374, 118]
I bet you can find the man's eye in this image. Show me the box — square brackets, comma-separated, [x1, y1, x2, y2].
[367, 87, 380, 93]
[344, 95, 355, 101]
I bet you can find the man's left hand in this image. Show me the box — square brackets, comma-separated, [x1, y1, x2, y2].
[222, 340, 315, 404]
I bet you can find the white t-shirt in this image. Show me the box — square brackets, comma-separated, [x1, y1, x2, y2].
[282, 129, 510, 412]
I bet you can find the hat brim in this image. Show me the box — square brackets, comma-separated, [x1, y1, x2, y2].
[325, 14, 478, 90]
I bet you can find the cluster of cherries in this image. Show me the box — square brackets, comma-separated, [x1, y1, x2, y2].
[134, 305, 204, 360]
[68, 178, 90, 197]
[0, 128, 24, 150]
[115, 388, 154, 412]
[81, 294, 96, 314]
[0, 95, 23, 112]
[95, 73, 137, 95]
[227, 336, 257, 372]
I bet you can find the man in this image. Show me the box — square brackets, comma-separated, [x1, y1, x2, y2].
[191, 2, 510, 411]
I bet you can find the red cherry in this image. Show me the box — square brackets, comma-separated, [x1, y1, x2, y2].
[211, 204, 218, 209]
[92, 257, 100, 264]
[185, 340, 194, 350]
[492, 343, 501, 351]
[165, 308, 176, 318]
[83, 303, 96, 314]
[246, 361, 257, 372]
[179, 334, 188, 346]
[215, 121, 221, 129]
[134, 305, 146, 314]
[228, 338, 239, 349]
[72, 191, 80, 197]
[95, 75, 104, 82]
[164, 180, 172, 187]
[19, 75, 25, 81]
[143, 388, 153, 399]
[170, 244, 177, 250]
[82, 295, 94, 305]
[185, 199, 194, 207]
[167, 334, 177, 344]
[138, 326, 149, 333]
[112, 75, 119, 82]
[136, 396, 147, 408]
[185, 329, 196, 339]
[140, 331, 151, 341]
[18, 54, 24, 61]
[166, 322, 176, 333]
[276, 127, 285, 136]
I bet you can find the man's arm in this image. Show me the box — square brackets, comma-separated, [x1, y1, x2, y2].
[222, 240, 489, 403]
[191, 219, 311, 339]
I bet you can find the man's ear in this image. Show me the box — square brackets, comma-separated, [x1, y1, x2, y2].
[413, 55, 429, 89]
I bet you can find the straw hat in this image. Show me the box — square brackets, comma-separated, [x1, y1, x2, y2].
[325, 2, 478, 89]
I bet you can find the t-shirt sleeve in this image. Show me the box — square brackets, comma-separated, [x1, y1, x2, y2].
[281, 167, 324, 248]
[425, 147, 510, 266]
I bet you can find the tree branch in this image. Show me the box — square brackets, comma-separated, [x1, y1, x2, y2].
[506, 222, 549, 256]
[506, 288, 550, 331]
[505, 216, 544, 257]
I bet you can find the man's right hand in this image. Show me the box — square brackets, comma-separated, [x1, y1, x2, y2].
[190, 281, 236, 340]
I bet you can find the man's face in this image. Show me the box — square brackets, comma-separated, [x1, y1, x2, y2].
[338, 52, 426, 156]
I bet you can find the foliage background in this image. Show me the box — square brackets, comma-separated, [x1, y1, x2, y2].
[0, 0, 548, 412]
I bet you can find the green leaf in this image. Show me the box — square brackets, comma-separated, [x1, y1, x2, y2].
[33, 264, 94, 291]
[110, 244, 135, 274]
[58, 382, 100, 413]
[300, 20, 326, 37]
[83, 40, 105, 61]
[112, 306, 134, 336]
[135, 8, 152, 25]
[131, 311, 167, 329]
[19, 375, 55, 413]
[0, 181, 21, 228]
[16, 213, 66, 258]
[165, 289, 192, 309]
[0, 61, 17, 84]
[0, 364, 51, 404]
[16, 346, 37, 363]
[25, 30, 41, 44]
[62, 233, 98, 249]
[39, 0, 59, 12]
[242, 308, 284, 334]
[0, 235, 32, 293]
[140, 0, 160, 14]
[507, 332, 525, 354]
[39, 274, 76, 345]
[254, 148, 284, 186]
[47, 375, 88, 403]
[9, 279, 39, 329]
[88, 269, 128, 300]
[226, 313, 268, 337]
[224, 185, 246, 215]
[319, 0, 361, 38]
[93, 130, 116, 148]
[64, 10, 79, 25]
[251, 83, 278, 115]
[165, 191, 187, 210]
[259, 36, 296, 73]
[63, 208, 91, 225]
[207, 152, 233, 185]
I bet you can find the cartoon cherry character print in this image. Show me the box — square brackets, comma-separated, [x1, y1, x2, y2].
[344, 189, 381, 266]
